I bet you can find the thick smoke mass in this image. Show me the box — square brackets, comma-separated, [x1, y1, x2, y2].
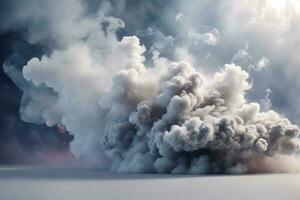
[100, 61, 300, 173]
[2, 0, 300, 173]
[12, 34, 300, 173]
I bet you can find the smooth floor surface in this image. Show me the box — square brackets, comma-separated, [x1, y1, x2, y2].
[0, 166, 299, 200]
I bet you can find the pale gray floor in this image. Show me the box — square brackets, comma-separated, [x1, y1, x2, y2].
[0, 166, 299, 200]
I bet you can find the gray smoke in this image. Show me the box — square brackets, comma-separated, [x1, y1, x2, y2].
[100, 61, 300, 173]
[2, 0, 300, 173]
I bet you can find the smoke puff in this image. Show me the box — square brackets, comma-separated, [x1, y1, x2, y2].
[164, 117, 215, 152]
[99, 60, 300, 173]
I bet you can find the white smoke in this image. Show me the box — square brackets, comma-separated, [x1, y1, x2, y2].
[187, 26, 220, 46]
[231, 45, 270, 72]
[3, 0, 300, 174]
[260, 88, 272, 112]
[255, 57, 271, 71]
[175, 13, 183, 22]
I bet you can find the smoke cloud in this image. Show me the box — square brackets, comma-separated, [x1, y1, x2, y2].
[1, 0, 300, 173]
[100, 61, 300, 173]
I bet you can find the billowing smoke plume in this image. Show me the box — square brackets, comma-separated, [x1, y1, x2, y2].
[2, 0, 300, 173]
[99, 60, 300, 173]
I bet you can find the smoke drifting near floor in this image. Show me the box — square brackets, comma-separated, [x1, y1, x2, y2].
[1, 0, 300, 173]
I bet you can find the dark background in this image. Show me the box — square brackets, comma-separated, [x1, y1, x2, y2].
[0, 0, 167, 164]
[0, 32, 73, 164]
